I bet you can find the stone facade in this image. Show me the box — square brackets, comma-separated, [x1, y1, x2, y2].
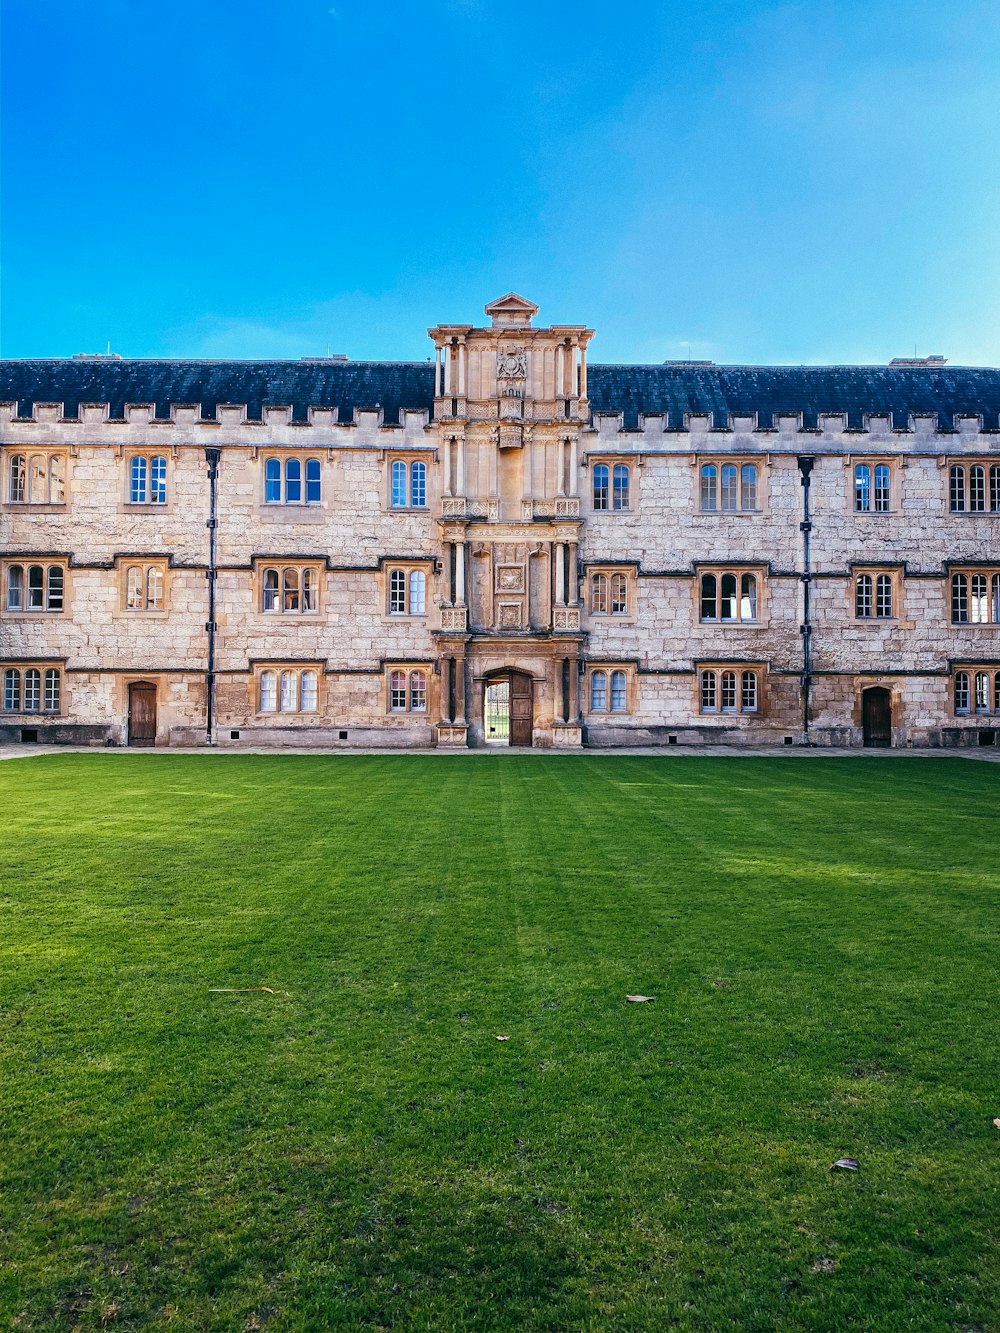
[2, 294, 999, 749]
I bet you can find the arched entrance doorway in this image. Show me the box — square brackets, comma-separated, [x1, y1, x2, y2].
[862, 686, 891, 747]
[484, 671, 533, 746]
[128, 681, 158, 747]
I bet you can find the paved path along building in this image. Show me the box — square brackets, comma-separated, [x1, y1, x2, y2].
[2, 293, 999, 750]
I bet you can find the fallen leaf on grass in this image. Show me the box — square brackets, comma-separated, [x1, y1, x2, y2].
[209, 987, 291, 997]
[993, 1118, 1000, 1130]
[626, 995, 655, 1003]
[495, 1035, 510, 1042]
[830, 1158, 859, 1171]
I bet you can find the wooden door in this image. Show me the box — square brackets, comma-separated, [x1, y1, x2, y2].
[509, 672, 533, 747]
[128, 681, 157, 746]
[862, 687, 891, 747]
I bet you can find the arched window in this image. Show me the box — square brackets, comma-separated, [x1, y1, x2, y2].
[721, 464, 738, 511]
[302, 568, 318, 613]
[150, 456, 167, 504]
[126, 566, 143, 609]
[264, 458, 281, 503]
[700, 573, 718, 621]
[389, 670, 407, 710]
[6, 564, 23, 610]
[611, 573, 628, 615]
[741, 670, 758, 711]
[390, 460, 407, 507]
[954, 671, 970, 713]
[591, 573, 608, 614]
[23, 669, 41, 712]
[300, 671, 318, 713]
[259, 671, 278, 712]
[27, 565, 44, 610]
[613, 465, 630, 511]
[720, 670, 737, 712]
[409, 570, 426, 614]
[49, 455, 65, 503]
[8, 454, 25, 502]
[409, 671, 427, 712]
[590, 671, 608, 711]
[610, 670, 627, 712]
[991, 465, 1000, 512]
[700, 464, 717, 511]
[720, 573, 737, 621]
[593, 464, 609, 510]
[950, 465, 966, 512]
[975, 671, 991, 712]
[389, 569, 406, 614]
[279, 671, 297, 712]
[47, 567, 63, 611]
[740, 573, 757, 621]
[43, 669, 60, 712]
[970, 573, 988, 623]
[262, 568, 280, 612]
[700, 670, 717, 711]
[875, 574, 893, 617]
[29, 455, 47, 504]
[3, 669, 20, 711]
[305, 458, 321, 504]
[854, 465, 871, 512]
[952, 573, 968, 623]
[285, 458, 301, 504]
[874, 465, 890, 511]
[130, 456, 148, 504]
[993, 574, 1000, 623]
[741, 464, 757, 511]
[147, 566, 163, 610]
[410, 461, 427, 508]
[970, 465, 986, 513]
[855, 574, 873, 618]
[282, 568, 300, 613]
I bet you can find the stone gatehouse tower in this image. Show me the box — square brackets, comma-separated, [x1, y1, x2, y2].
[2, 294, 999, 749]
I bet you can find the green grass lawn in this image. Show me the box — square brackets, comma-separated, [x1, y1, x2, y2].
[0, 754, 998, 1332]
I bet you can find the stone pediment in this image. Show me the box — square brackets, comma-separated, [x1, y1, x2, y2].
[484, 293, 539, 328]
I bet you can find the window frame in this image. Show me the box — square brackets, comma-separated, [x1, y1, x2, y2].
[385, 565, 429, 617]
[953, 667, 1000, 716]
[255, 665, 322, 716]
[386, 665, 431, 714]
[588, 566, 635, 620]
[852, 567, 901, 622]
[852, 458, 895, 514]
[1, 663, 63, 715]
[4, 450, 68, 506]
[261, 454, 324, 506]
[590, 459, 632, 513]
[126, 452, 169, 507]
[696, 567, 764, 625]
[257, 562, 323, 616]
[587, 666, 632, 715]
[697, 457, 763, 514]
[696, 664, 764, 717]
[387, 456, 431, 510]
[3, 561, 67, 613]
[947, 460, 1000, 514]
[120, 560, 168, 613]
[949, 568, 1000, 625]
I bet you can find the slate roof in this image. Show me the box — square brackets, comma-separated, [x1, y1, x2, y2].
[2, 358, 1000, 433]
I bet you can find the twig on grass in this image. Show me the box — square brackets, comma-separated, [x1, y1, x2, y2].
[209, 987, 291, 997]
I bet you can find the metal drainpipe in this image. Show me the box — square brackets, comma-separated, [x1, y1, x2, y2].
[796, 455, 815, 745]
[204, 448, 221, 745]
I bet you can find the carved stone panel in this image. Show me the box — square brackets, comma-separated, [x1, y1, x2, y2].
[553, 607, 581, 632]
[497, 602, 523, 629]
[440, 607, 468, 631]
[495, 564, 525, 594]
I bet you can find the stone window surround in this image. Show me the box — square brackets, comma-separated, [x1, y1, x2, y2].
[587, 566, 636, 622]
[261, 451, 325, 507]
[586, 664, 633, 715]
[2, 662, 63, 715]
[694, 455, 767, 515]
[123, 450, 172, 511]
[3, 448, 69, 507]
[384, 663, 433, 715]
[253, 663, 324, 716]
[948, 567, 1000, 625]
[694, 564, 768, 627]
[952, 665, 1000, 715]
[850, 565, 904, 622]
[382, 561, 432, 618]
[117, 559, 170, 615]
[253, 560, 325, 616]
[386, 453, 431, 511]
[3, 558, 68, 614]
[946, 458, 1000, 514]
[849, 456, 897, 514]
[695, 662, 766, 717]
[588, 457, 635, 513]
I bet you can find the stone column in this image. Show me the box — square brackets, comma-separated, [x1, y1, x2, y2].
[454, 650, 467, 726]
[569, 435, 578, 495]
[444, 436, 453, 496]
[455, 539, 466, 607]
[568, 654, 580, 723]
[456, 435, 465, 494]
[555, 542, 566, 606]
[435, 345, 443, 397]
[568, 541, 578, 604]
[458, 340, 466, 397]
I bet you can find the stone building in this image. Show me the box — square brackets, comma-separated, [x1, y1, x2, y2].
[2, 293, 999, 749]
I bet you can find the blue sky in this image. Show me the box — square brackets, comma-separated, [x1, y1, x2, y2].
[4, 0, 1000, 366]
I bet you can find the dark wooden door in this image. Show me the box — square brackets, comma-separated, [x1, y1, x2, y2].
[128, 681, 157, 746]
[509, 672, 533, 746]
[862, 687, 891, 747]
